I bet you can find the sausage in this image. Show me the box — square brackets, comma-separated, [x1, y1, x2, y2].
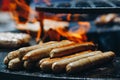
[66, 51, 115, 74]
[24, 61, 37, 70]
[36, 58, 49, 68]
[50, 42, 95, 58]
[52, 51, 102, 73]
[95, 13, 117, 25]
[40, 51, 91, 72]
[40, 58, 61, 72]
[0, 32, 31, 48]
[22, 40, 75, 61]
[19, 41, 57, 59]
[19, 45, 41, 59]
[4, 41, 57, 65]
[3, 56, 9, 65]
[4, 50, 20, 65]
[8, 58, 23, 70]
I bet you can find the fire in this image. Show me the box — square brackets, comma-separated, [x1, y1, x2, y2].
[2, 0, 91, 43]
[2, 0, 31, 23]
[42, 19, 90, 43]
[56, 21, 90, 43]
[2, 0, 41, 42]
[67, 14, 72, 21]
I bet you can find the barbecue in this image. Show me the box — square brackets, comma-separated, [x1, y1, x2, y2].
[3, 41, 115, 74]
[0, 0, 120, 80]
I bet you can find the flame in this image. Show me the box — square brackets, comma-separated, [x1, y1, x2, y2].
[2, 1, 91, 43]
[56, 21, 90, 43]
[67, 14, 72, 21]
[2, 0, 41, 42]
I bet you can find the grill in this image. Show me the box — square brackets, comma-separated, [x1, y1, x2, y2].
[1, 0, 120, 80]
[36, 0, 120, 13]
[0, 48, 120, 80]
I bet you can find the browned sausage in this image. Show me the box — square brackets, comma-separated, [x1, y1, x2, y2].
[22, 40, 75, 61]
[8, 58, 23, 70]
[19, 41, 57, 59]
[40, 51, 91, 72]
[50, 42, 95, 58]
[4, 50, 20, 65]
[66, 51, 115, 74]
[3, 56, 9, 65]
[36, 58, 50, 68]
[95, 14, 117, 25]
[52, 51, 102, 73]
[24, 60, 37, 70]
[4, 41, 57, 65]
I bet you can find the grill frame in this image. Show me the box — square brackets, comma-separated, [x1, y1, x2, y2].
[36, 7, 120, 13]
[0, 48, 120, 80]
[36, 0, 120, 13]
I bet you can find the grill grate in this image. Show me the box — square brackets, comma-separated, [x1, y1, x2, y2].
[36, 0, 120, 13]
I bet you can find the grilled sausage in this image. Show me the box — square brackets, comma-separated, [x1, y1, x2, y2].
[0, 32, 31, 48]
[50, 42, 95, 58]
[4, 50, 20, 65]
[22, 40, 75, 61]
[4, 41, 57, 65]
[66, 51, 115, 74]
[95, 13, 117, 25]
[8, 58, 23, 70]
[3, 56, 9, 65]
[24, 60, 37, 70]
[36, 58, 49, 68]
[52, 51, 102, 73]
[40, 51, 91, 72]
[19, 41, 57, 59]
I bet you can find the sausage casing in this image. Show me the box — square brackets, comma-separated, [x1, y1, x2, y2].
[50, 42, 95, 58]
[52, 51, 102, 73]
[22, 40, 75, 61]
[40, 51, 92, 72]
[66, 51, 115, 74]
[8, 58, 23, 70]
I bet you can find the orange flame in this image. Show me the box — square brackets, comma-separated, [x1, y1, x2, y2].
[67, 14, 72, 21]
[56, 21, 90, 43]
[2, 0, 41, 42]
[2, 1, 91, 43]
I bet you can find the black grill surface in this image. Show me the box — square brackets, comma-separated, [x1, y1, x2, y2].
[0, 49, 120, 80]
[0, 37, 120, 80]
[36, 0, 120, 13]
